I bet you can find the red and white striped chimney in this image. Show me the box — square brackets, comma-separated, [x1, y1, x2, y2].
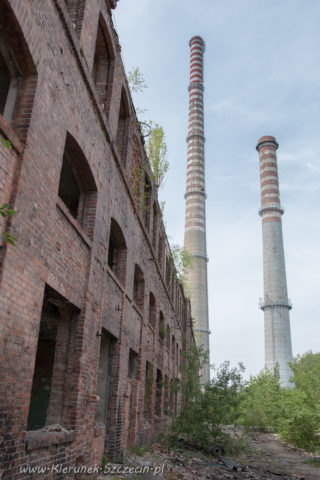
[184, 36, 210, 383]
[257, 136, 293, 387]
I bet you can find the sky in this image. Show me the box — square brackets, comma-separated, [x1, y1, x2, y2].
[113, 0, 320, 378]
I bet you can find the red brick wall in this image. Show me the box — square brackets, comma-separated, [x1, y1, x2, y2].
[0, 0, 195, 478]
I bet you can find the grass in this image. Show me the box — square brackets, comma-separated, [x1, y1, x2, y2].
[127, 444, 152, 457]
[303, 457, 320, 468]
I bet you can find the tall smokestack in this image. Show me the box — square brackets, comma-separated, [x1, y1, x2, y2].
[257, 136, 293, 387]
[184, 36, 210, 383]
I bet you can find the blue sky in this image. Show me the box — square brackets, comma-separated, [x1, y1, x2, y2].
[113, 0, 320, 377]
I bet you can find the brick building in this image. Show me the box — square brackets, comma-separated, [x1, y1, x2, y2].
[0, 0, 195, 477]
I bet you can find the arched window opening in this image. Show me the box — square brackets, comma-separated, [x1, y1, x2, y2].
[27, 285, 80, 431]
[116, 89, 129, 164]
[0, 2, 37, 140]
[171, 278, 175, 302]
[107, 218, 127, 285]
[164, 375, 169, 413]
[165, 325, 170, 351]
[65, 0, 86, 36]
[158, 234, 163, 269]
[95, 329, 116, 425]
[169, 378, 174, 414]
[155, 369, 162, 417]
[128, 349, 138, 380]
[165, 257, 171, 288]
[152, 202, 158, 249]
[92, 17, 114, 112]
[159, 311, 164, 341]
[58, 133, 97, 239]
[133, 264, 144, 310]
[144, 361, 153, 419]
[0, 33, 19, 124]
[130, 136, 142, 202]
[171, 335, 175, 358]
[148, 292, 156, 328]
[142, 174, 151, 230]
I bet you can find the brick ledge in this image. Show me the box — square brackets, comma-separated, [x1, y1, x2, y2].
[25, 429, 75, 451]
[56, 198, 92, 248]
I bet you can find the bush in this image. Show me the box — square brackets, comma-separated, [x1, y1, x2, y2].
[170, 349, 247, 453]
[238, 367, 285, 430]
[169, 350, 320, 454]
[238, 352, 320, 452]
[279, 410, 320, 451]
[278, 353, 320, 451]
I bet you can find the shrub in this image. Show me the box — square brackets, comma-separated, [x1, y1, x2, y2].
[238, 353, 320, 452]
[238, 367, 284, 430]
[170, 348, 247, 453]
[279, 410, 320, 451]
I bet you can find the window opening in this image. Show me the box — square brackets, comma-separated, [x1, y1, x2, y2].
[27, 286, 78, 430]
[0, 31, 20, 124]
[155, 369, 162, 417]
[148, 292, 156, 328]
[133, 264, 144, 309]
[107, 218, 127, 285]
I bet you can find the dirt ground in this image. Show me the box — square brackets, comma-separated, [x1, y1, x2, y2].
[93, 431, 320, 480]
[238, 431, 320, 479]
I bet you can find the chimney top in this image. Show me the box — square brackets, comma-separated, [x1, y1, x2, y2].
[189, 36, 205, 51]
[256, 135, 279, 152]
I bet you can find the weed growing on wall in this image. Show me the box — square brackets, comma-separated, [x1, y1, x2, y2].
[170, 243, 193, 290]
[1, 138, 17, 245]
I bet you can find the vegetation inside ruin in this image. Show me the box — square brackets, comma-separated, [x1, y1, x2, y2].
[1, 137, 17, 245]
[127, 67, 193, 290]
[1, 137, 12, 150]
[170, 243, 193, 288]
[146, 121, 169, 188]
[127, 67, 148, 94]
[168, 349, 320, 454]
[127, 67, 169, 191]
[0, 203, 16, 244]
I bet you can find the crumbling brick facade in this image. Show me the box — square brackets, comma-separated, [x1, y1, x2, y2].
[0, 0, 195, 478]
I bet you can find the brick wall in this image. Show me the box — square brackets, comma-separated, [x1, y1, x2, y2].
[0, 0, 195, 478]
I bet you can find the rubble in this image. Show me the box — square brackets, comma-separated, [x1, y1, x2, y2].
[93, 432, 320, 480]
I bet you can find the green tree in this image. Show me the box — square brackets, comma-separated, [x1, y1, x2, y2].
[127, 67, 148, 117]
[127, 66, 147, 94]
[290, 351, 320, 406]
[238, 367, 284, 430]
[169, 345, 205, 443]
[171, 351, 247, 453]
[160, 200, 165, 215]
[127, 68, 169, 198]
[146, 122, 169, 188]
[237, 353, 320, 451]
[279, 352, 320, 450]
[170, 243, 193, 286]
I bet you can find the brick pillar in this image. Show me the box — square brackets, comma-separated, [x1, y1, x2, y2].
[257, 136, 293, 387]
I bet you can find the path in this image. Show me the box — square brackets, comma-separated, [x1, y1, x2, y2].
[237, 431, 320, 479]
[91, 432, 320, 480]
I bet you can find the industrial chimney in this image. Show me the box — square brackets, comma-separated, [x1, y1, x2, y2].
[257, 136, 293, 387]
[184, 36, 210, 383]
